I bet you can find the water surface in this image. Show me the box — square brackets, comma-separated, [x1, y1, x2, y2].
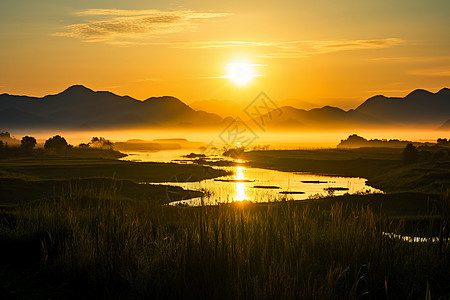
[164, 165, 382, 206]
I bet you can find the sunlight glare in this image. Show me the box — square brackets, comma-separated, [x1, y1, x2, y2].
[234, 166, 248, 201]
[226, 62, 260, 86]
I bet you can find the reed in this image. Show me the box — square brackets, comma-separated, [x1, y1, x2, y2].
[6, 185, 450, 299]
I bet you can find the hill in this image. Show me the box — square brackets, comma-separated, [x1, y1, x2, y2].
[189, 99, 244, 118]
[355, 88, 450, 126]
[1, 86, 449, 131]
[246, 88, 450, 129]
[0, 85, 223, 130]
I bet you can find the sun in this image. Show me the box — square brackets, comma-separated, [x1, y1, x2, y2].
[225, 62, 260, 86]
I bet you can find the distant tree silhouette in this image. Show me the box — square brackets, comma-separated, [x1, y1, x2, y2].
[402, 143, 419, 163]
[78, 143, 89, 148]
[0, 132, 11, 141]
[89, 137, 113, 149]
[337, 134, 368, 148]
[20, 136, 37, 152]
[0, 140, 5, 157]
[44, 135, 68, 152]
[437, 138, 449, 145]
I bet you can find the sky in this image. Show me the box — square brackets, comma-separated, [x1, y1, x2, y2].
[1, 0, 449, 109]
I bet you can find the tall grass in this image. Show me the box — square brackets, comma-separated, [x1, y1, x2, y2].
[7, 185, 450, 299]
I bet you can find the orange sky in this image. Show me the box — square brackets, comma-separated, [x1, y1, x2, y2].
[1, 0, 449, 109]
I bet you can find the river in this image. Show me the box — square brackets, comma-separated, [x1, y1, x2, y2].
[120, 150, 382, 206]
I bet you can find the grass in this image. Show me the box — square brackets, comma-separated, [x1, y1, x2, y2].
[0, 185, 449, 299]
[1, 149, 449, 298]
[242, 148, 450, 194]
[369, 161, 450, 193]
[0, 177, 202, 207]
[0, 157, 228, 183]
[0, 156, 229, 207]
[242, 148, 402, 179]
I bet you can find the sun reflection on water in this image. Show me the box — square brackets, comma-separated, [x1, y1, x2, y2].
[234, 166, 248, 201]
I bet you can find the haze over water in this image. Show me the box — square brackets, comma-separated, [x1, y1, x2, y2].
[8, 129, 449, 149]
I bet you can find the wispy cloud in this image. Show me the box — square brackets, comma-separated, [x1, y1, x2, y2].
[408, 68, 450, 77]
[159, 38, 404, 58]
[161, 40, 274, 48]
[54, 9, 232, 42]
[371, 56, 450, 62]
[261, 38, 404, 58]
[54, 10, 404, 58]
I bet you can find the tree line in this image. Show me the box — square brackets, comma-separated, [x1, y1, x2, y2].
[0, 132, 114, 158]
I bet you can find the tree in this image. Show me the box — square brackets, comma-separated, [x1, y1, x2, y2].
[402, 143, 418, 163]
[89, 137, 113, 149]
[44, 135, 68, 152]
[0, 140, 4, 157]
[437, 138, 448, 145]
[0, 132, 11, 141]
[20, 136, 37, 151]
[337, 134, 368, 148]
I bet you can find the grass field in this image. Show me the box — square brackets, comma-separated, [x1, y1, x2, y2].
[0, 157, 227, 182]
[242, 148, 450, 194]
[0, 157, 229, 206]
[0, 149, 449, 299]
[0, 185, 448, 299]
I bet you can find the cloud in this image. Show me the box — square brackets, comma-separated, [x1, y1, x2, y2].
[54, 9, 232, 42]
[54, 10, 404, 58]
[159, 38, 404, 58]
[76, 9, 163, 16]
[324, 38, 402, 49]
[261, 38, 405, 58]
[408, 68, 450, 77]
[161, 41, 273, 48]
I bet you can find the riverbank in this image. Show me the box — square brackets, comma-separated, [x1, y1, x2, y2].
[0, 157, 229, 206]
[241, 148, 450, 194]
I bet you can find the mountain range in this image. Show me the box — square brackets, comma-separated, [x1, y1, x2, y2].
[189, 98, 318, 118]
[250, 88, 450, 129]
[0, 85, 449, 131]
[0, 85, 223, 130]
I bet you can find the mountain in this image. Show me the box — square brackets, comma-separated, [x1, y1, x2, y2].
[248, 88, 450, 129]
[189, 99, 244, 118]
[1, 86, 449, 131]
[0, 85, 223, 130]
[247, 105, 380, 129]
[355, 88, 450, 126]
[189, 98, 319, 118]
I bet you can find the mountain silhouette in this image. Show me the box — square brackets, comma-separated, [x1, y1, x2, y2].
[246, 88, 450, 129]
[354, 88, 450, 126]
[0, 85, 223, 129]
[247, 105, 380, 129]
[189, 99, 244, 118]
[0, 86, 448, 130]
